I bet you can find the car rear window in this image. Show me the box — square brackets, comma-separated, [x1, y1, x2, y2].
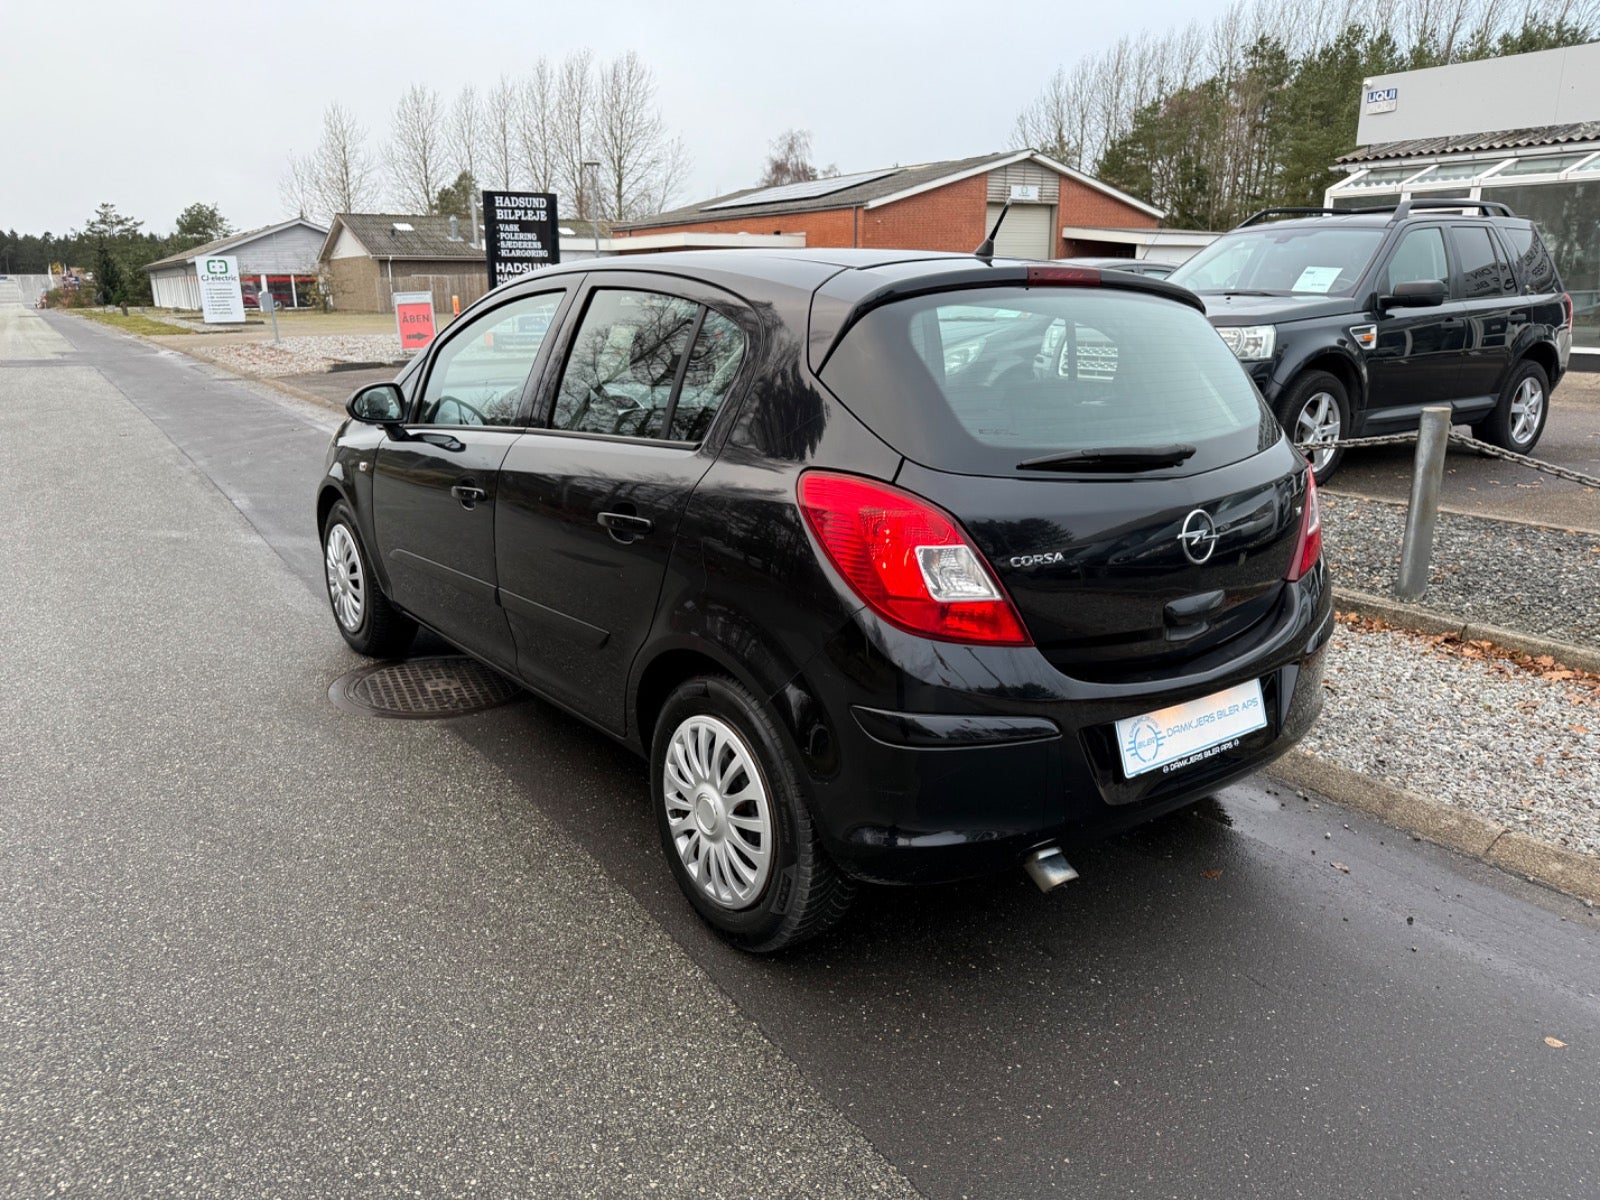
[820, 287, 1275, 476]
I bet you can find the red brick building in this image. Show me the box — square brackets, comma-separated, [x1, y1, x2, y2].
[612, 150, 1164, 260]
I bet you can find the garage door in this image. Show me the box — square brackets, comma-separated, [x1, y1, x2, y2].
[986, 202, 1055, 260]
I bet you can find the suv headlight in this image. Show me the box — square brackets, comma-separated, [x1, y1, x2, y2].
[1217, 325, 1276, 361]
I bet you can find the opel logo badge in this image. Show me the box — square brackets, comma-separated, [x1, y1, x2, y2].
[1179, 509, 1219, 565]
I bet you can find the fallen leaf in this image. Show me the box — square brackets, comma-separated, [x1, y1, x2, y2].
[1331, 861, 1350, 873]
[1545, 1037, 1567, 1048]
[1543, 670, 1577, 682]
[1201, 868, 1222, 879]
[1573, 726, 1591, 736]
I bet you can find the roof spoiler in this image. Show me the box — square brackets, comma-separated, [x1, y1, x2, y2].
[1236, 198, 1516, 228]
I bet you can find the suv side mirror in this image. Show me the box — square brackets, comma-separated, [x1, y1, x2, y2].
[1382, 279, 1447, 309]
[347, 383, 406, 426]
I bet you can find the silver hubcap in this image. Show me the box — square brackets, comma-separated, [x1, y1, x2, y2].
[324, 524, 365, 632]
[1295, 391, 1342, 473]
[1511, 377, 1544, 445]
[663, 715, 773, 910]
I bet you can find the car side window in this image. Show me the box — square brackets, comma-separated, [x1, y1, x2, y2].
[1451, 226, 1515, 299]
[416, 292, 562, 427]
[1385, 227, 1448, 293]
[669, 309, 748, 442]
[551, 289, 700, 437]
[1500, 224, 1558, 294]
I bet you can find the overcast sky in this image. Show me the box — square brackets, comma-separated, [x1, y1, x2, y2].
[1, 0, 1234, 236]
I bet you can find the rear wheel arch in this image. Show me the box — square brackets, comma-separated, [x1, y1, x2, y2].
[632, 638, 832, 776]
[1514, 340, 1560, 390]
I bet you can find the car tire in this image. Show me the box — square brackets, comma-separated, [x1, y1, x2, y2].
[1473, 359, 1549, 454]
[651, 675, 856, 952]
[1276, 371, 1350, 484]
[321, 501, 416, 658]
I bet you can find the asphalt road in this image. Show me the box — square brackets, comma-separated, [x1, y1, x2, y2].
[1327, 371, 1600, 533]
[4, 306, 1599, 1199]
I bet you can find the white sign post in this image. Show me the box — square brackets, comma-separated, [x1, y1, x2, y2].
[197, 255, 245, 324]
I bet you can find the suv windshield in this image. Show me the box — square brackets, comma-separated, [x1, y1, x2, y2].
[1170, 226, 1386, 296]
[820, 287, 1274, 476]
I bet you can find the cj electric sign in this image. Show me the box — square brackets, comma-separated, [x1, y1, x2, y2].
[1365, 87, 1399, 114]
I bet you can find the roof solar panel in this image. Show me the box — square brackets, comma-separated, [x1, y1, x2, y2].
[701, 169, 900, 211]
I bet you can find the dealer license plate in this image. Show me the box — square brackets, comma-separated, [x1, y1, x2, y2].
[1115, 679, 1267, 779]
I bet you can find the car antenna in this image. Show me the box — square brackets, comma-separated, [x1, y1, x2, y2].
[974, 201, 1011, 262]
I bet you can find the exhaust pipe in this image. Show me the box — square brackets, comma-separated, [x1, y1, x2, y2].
[1023, 845, 1079, 892]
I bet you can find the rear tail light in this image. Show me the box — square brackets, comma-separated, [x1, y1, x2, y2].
[1562, 292, 1574, 329]
[797, 471, 1032, 646]
[1285, 472, 1322, 583]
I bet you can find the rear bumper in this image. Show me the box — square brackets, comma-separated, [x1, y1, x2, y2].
[802, 571, 1333, 885]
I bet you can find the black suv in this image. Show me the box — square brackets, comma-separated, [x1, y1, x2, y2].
[1168, 200, 1572, 480]
[317, 251, 1331, 950]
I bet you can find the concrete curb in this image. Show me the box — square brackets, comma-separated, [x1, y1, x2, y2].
[1333, 586, 1600, 675]
[1266, 748, 1600, 907]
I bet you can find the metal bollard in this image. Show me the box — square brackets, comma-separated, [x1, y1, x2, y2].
[1396, 406, 1452, 600]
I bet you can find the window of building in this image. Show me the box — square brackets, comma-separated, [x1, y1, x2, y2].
[1481, 181, 1600, 348]
[1485, 153, 1593, 179]
[1405, 161, 1491, 186]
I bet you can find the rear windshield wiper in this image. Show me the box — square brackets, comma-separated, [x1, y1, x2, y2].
[1017, 444, 1197, 472]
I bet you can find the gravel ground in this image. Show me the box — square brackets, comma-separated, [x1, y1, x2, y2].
[1322, 494, 1600, 647]
[1306, 618, 1600, 856]
[189, 334, 407, 377]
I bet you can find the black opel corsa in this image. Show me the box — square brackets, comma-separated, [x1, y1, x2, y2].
[316, 250, 1332, 951]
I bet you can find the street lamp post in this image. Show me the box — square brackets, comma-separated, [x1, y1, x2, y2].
[582, 159, 602, 260]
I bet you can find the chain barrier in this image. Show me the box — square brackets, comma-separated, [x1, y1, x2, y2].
[1293, 432, 1600, 489]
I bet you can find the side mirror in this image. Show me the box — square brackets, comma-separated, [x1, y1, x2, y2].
[347, 383, 406, 426]
[1381, 279, 1447, 309]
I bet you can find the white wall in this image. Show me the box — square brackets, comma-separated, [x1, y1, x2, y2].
[234, 223, 326, 275]
[1358, 42, 1600, 145]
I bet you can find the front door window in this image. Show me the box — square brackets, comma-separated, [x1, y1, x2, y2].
[416, 292, 563, 427]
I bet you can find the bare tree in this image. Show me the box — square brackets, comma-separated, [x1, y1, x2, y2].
[448, 86, 482, 184]
[593, 51, 689, 220]
[554, 50, 598, 217]
[279, 102, 379, 221]
[387, 84, 448, 214]
[1012, 68, 1079, 164]
[517, 59, 559, 192]
[279, 151, 320, 220]
[484, 74, 520, 190]
[759, 129, 819, 186]
[447, 86, 484, 239]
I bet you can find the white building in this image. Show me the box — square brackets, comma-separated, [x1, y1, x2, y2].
[145, 218, 327, 310]
[1327, 42, 1600, 367]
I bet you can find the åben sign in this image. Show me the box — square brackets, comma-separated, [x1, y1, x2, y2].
[393, 291, 436, 352]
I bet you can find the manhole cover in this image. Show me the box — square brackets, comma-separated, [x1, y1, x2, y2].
[329, 656, 522, 720]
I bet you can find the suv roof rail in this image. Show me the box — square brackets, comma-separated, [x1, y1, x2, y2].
[1236, 207, 1346, 227]
[1394, 197, 1515, 219]
[1235, 199, 1518, 229]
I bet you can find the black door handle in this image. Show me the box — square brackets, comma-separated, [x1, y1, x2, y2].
[451, 483, 487, 508]
[597, 511, 654, 539]
[1441, 316, 1464, 326]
